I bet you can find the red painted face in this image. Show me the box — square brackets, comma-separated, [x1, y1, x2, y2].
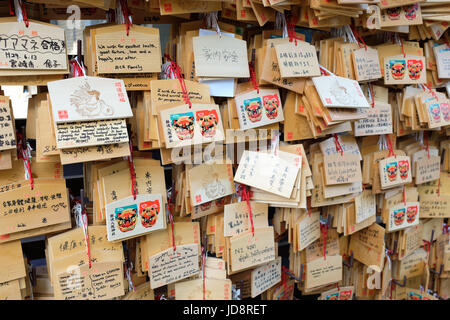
[116, 207, 137, 232]
[389, 61, 406, 80]
[140, 200, 160, 228]
[406, 206, 417, 223]
[407, 60, 423, 80]
[196, 110, 218, 138]
[394, 208, 405, 226]
[244, 98, 262, 122]
[386, 162, 398, 181]
[172, 115, 195, 140]
[263, 94, 280, 119]
[398, 160, 409, 180]
[200, 201, 212, 211]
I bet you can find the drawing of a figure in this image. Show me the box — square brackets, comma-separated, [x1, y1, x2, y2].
[329, 78, 356, 106]
[203, 172, 226, 200]
[70, 81, 114, 118]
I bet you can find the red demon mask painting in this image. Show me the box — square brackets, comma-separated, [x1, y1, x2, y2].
[389, 60, 406, 80]
[139, 200, 160, 228]
[429, 103, 441, 122]
[244, 97, 262, 122]
[398, 160, 409, 180]
[393, 208, 405, 226]
[407, 60, 423, 80]
[441, 102, 450, 122]
[115, 205, 138, 232]
[406, 206, 417, 223]
[339, 291, 352, 300]
[171, 112, 195, 140]
[200, 201, 212, 211]
[387, 7, 401, 20]
[196, 110, 218, 138]
[404, 4, 418, 20]
[263, 94, 280, 119]
[385, 162, 398, 182]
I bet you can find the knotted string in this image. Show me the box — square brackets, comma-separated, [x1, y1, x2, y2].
[118, 0, 133, 36]
[286, 15, 302, 45]
[16, 132, 33, 190]
[127, 140, 137, 200]
[423, 131, 430, 159]
[333, 134, 344, 156]
[14, 0, 29, 27]
[165, 61, 192, 108]
[385, 134, 396, 158]
[320, 220, 328, 260]
[351, 25, 367, 51]
[368, 83, 375, 108]
[8, 0, 14, 15]
[249, 49, 259, 94]
[237, 184, 254, 237]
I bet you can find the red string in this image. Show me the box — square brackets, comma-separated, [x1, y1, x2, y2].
[424, 84, 438, 101]
[437, 179, 441, 197]
[281, 266, 288, 290]
[424, 131, 430, 159]
[127, 141, 137, 200]
[8, 0, 14, 15]
[307, 196, 311, 217]
[249, 62, 259, 94]
[16, 132, 33, 190]
[82, 206, 92, 269]
[320, 222, 328, 260]
[386, 134, 396, 158]
[399, 37, 405, 58]
[368, 83, 375, 108]
[18, 0, 29, 27]
[202, 245, 206, 300]
[333, 134, 344, 156]
[352, 26, 367, 51]
[168, 188, 177, 251]
[119, 0, 132, 36]
[237, 184, 255, 237]
[287, 15, 302, 45]
[335, 282, 340, 292]
[402, 185, 406, 206]
[422, 239, 431, 260]
[166, 61, 192, 108]
[69, 60, 84, 78]
[390, 281, 395, 300]
[320, 66, 330, 76]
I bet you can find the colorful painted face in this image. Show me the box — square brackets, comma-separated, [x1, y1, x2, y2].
[171, 113, 195, 140]
[404, 4, 418, 20]
[196, 110, 218, 138]
[387, 7, 401, 20]
[386, 162, 398, 181]
[429, 104, 441, 122]
[389, 60, 406, 80]
[116, 205, 138, 232]
[215, 197, 225, 207]
[339, 291, 352, 300]
[139, 200, 159, 228]
[407, 60, 423, 80]
[394, 208, 405, 226]
[406, 206, 417, 223]
[408, 292, 422, 300]
[325, 293, 339, 300]
[244, 97, 262, 122]
[263, 94, 280, 119]
[398, 160, 409, 180]
[440, 102, 450, 121]
[200, 201, 212, 211]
